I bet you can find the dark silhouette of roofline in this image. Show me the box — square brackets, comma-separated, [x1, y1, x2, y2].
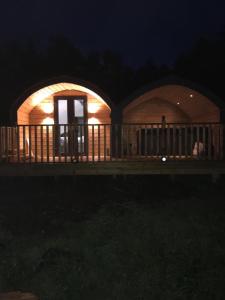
[118, 75, 225, 112]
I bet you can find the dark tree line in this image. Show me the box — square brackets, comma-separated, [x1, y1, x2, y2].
[0, 33, 225, 124]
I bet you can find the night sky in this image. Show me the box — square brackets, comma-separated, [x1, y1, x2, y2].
[1, 0, 225, 66]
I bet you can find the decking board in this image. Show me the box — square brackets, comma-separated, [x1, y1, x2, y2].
[0, 161, 225, 176]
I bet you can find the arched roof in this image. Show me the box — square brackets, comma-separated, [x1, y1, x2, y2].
[119, 75, 225, 112]
[11, 76, 114, 123]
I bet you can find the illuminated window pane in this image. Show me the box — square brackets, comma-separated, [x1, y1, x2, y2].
[74, 99, 84, 117]
[58, 100, 68, 136]
[58, 100, 68, 124]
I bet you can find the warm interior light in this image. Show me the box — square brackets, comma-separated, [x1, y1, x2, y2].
[88, 103, 100, 114]
[42, 117, 54, 125]
[88, 117, 100, 124]
[29, 83, 110, 109]
[41, 102, 54, 114]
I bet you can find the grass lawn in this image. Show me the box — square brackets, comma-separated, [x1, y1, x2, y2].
[0, 175, 225, 299]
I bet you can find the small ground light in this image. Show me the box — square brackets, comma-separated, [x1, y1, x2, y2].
[190, 94, 194, 98]
[177, 102, 180, 105]
[161, 156, 167, 162]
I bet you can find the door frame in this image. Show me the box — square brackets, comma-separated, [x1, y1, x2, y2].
[54, 95, 88, 156]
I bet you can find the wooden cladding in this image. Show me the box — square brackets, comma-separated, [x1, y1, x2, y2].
[0, 123, 224, 163]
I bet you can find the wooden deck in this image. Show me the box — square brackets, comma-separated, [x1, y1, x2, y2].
[0, 160, 225, 177]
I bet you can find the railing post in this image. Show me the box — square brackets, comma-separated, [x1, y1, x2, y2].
[144, 124, 147, 157]
[92, 125, 94, 162]
[110, 124, 122, 160]
[98, 124, 100, 162]
[28, 125, 32, 163]
[104, 124, 106, 161]
[220, 123, 224, 160]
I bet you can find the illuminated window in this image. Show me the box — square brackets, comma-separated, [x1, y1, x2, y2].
[74, 99, 84, 117]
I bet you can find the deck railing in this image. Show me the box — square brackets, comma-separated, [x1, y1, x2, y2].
[0, 123, 224, 163]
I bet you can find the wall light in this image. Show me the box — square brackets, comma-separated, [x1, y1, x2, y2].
[41, 102, 54, 114]
[88, 117, 100, 124]
[42, 117, 54, 125]
[88, 103, 100, 114]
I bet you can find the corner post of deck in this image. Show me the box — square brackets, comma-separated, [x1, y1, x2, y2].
[111, 109, 123, 159]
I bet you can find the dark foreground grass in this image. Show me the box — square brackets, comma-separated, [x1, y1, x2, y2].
[0, 175, 225, 299]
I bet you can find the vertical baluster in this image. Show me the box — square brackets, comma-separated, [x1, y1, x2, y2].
[178, 125, 182, 158]
[138, 126, 141, 157]
[80, 125, 83, 162]
[17, 126, 20, 162]
[184, 125, 188, 159]
[110, 125, 112, 161]
[2, 127, 4, 160]
[126, 125, 129, 157]
[172, 124, 176, 159]
[144, 124, 147, 158]
[203, 125, 206, 160]
[104, 124, 106, 161]
[68, 124, 71, 163]
[5, 127, 8, 162]
[98, 124, 100, 161]
[1, 127, 3, 161]
[73, 124, 76, 162]
[150, 124, 153, 157]
[64, 125, 67, 163]
[75, 124, 79, 162]
[133, 124, 136, 157]
[86, 124, 89, 162]
[76, 124, 79, 163]
[221, 124, 224, 160]
[197, 125, 200, 159]
[80, 124, 84, 161]
[167, 124, 170, 157]
[162, 123, 165, 158]
[115, 124, 118, 159]
[58, 125, 61, 163]
[1, 127, 5, 158]
[190, 125, 193, 159]
[46, 125, 49, 163]
[34, 126, 37, 163]
[9, 128, 11, 157]
[40, 125, 43, 162]
[207, 125, 210, 160]
[28, 125, 31, 162]
[217, 124, 220, 160]
[92, 125, 94, 162]
[220, 124, 223, 160]
[11, 127, 14, 162]
[22, 126, 26, 162]
[121, 124, 124, 159]
[52, 125, 55, 163]
[156, 124, 159, 158]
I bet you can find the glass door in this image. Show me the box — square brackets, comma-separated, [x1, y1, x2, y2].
[73, 98, 86, 154]
[54, 96, 87, 156]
